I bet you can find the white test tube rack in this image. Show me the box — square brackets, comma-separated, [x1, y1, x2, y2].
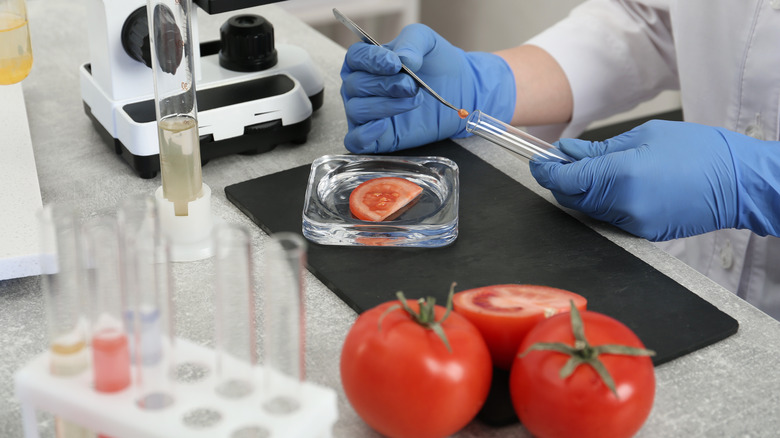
[14, 338, 338, 438]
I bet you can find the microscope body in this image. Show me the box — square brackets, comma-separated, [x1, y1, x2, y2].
[80, 0, 324, 178]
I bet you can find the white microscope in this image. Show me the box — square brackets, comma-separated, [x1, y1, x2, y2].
[81, 0, 324, 261]
[80, 0, 324, 179]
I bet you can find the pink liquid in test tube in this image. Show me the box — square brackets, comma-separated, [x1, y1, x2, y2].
[83, 215, 132, 438]
[92, 329, 131, 393]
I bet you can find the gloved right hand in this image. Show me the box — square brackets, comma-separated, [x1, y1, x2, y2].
[340, 23, 516, 154]
[529, 120, 780, 241]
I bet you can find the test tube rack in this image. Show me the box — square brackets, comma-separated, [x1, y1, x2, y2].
[14, 338, 338, 438]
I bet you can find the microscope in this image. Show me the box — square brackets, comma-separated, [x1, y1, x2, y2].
[80, 0, 324, 178]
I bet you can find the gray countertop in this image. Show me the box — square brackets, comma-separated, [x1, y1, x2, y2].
[2, 1, 780, 437]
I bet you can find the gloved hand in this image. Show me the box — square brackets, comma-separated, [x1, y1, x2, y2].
[340, 23, 516, 154]
[529, 120, 780, 241]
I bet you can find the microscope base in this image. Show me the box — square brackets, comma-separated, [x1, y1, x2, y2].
[83, 99, 317, 179]
[80, 42, 325, 179]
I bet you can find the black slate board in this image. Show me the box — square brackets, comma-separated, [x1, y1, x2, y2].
[226, 140, 738, 425]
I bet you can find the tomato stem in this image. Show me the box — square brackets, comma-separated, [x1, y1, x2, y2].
[378, 283, 458, 354]
[519, 301, 656, 398]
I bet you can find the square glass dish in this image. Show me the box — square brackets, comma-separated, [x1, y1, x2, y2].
[302, 155, 459, 247]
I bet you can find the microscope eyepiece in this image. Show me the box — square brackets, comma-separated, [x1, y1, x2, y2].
[121, 7, 153, 69]
[218, 14, 278, 72]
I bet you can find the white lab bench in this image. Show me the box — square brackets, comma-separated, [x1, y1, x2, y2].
[1, 1, 779, 437]
[0, 84, 42, 281]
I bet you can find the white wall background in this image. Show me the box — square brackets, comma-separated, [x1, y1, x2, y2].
[420, 0, 584, 51]
[282, 0, 681, 129]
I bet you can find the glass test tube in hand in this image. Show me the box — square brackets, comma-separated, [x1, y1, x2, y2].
[147, 0, 202, 216]
[262, 232, 307, 414]
[465, 110, 572, 163]
[214, 223, 257, 399]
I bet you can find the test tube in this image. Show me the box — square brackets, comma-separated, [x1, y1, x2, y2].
[117, 195, 175, 410]
[262, 232, 307, 414]
[213, 223, 257, 398]
[83, 216, 131, 395]
[39, 204, 94, 438]
[147, 0, 202, 217]
[465, 110, 572, 163]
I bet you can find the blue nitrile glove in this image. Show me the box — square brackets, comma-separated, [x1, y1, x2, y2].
[340, 23, 516, 154]
[529, 120, 780, 241]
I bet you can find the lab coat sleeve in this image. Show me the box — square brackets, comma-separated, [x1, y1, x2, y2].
[524, 0, 679, 140]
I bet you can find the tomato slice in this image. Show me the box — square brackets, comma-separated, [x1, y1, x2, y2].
[453, 284, 587, 370]
[349, 177, 423, 222]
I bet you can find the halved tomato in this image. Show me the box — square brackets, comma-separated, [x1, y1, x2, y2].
[349, 177, 423, 222]
[453, 284, 587, 370]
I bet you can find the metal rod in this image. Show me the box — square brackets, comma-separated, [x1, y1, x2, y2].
[333, 8, 460, 113]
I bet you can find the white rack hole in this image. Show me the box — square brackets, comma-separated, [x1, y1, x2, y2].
[262, 396, 300, 415]
[216, 379, 254, 399]
[231, 425, 272, 438]
[182, 408, 222, 429]
[136, 392, 175, 410]
[175, 361, 210, 383]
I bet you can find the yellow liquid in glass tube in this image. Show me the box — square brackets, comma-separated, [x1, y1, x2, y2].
[50, 339, 88, 376]
[0, 12, 33, 85]
[158, 115, 202, 216]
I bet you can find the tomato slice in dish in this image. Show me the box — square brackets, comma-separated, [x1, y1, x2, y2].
[349, 177, 423, 222]
[453, 284, 587, 370]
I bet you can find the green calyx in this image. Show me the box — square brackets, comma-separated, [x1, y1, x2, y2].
[519, 300, 656, 398]
[378, 282, 456, 353]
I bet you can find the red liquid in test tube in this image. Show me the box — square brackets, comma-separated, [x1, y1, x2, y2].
[92, 329, 131, 393]
[83, 215, 132, 438]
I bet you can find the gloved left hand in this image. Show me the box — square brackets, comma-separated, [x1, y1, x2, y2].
[529, 120, 780, 241]
[340, 23, 516, 154]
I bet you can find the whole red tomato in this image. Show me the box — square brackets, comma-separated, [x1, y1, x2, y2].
[341, 289, 492, 438]
[510, 304, 655, 438]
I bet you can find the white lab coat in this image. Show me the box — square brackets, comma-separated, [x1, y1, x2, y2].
[525, 0, 780, 320]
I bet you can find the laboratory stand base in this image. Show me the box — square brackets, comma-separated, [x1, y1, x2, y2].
[14, 338, 338, 438]
[156, 184, 215, 262]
